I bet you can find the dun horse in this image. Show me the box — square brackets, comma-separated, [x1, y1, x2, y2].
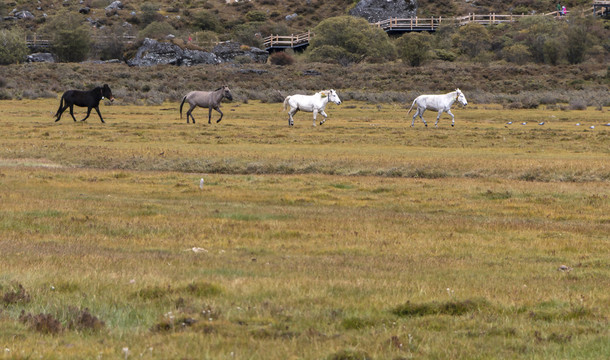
[55, 84, 114, 123]
[180, 86, 233, 124]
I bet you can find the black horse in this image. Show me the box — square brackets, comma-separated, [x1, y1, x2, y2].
[55, 84, 115, 123]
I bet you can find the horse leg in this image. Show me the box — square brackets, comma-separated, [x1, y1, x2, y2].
[55, 104, 69, 122]
[186, 105, 196, 123]
[319, 110, 328, 125]
[69, 105, 77, 122]
[312, 109, 318, 127]
[419, 108, 428, 127]
[288, 108, 297, 126]
[208, 107, 213, 124]
[215, 107, 223, 123]
[435, 110, 443, 127]
[80, 107, 92, 122]
[95, 106, 105, 123]
[447, 110, 455, 127]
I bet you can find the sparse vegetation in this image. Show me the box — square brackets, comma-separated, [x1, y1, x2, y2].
[0, 98, 609, 358]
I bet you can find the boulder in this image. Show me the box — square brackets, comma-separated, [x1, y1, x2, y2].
[212, 41, 268, 64]
[127, 38, 220, 66]
[105, 1, 123, 10]
[14, 10, 35, 19]
[26, 53, 56, 63]
[127, 38, 268, 66]
[349, 0, 417, 23]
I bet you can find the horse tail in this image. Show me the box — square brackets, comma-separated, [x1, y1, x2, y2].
[54, 94, 64, 119]
[179, 96, 187, 119]
[407, 98, 417, 115]
[283, 96, 290, 111]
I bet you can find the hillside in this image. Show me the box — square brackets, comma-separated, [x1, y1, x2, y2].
[1, 0, 599, 38]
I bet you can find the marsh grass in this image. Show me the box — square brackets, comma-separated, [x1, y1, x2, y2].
[0, 99, 609, 358]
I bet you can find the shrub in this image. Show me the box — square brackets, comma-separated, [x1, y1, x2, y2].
[569, 99, 587, 110]
[269, 51, 294, 66]
[543, 38, 563, 65]
[452, 23, 490, 58]
[42, 11, 91, 62]
[139, 21, 176, 40]
[246, 10, 267, 22]
[193, 10, 221, 32]
[308, 16, 395, 65]
[396, 32, 432, 66]
[503, 43, 531, 64]
[0, 29, 29, 65]
[140, 2, 161, 25]
[434, 49, 457, 62]
[566, 25, 588, 64]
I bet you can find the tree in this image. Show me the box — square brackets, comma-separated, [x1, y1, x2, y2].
[396, 32, 432, 66]
[308, 16, 395, 65]
[43, 11, 91, 62]
[452, 23, 490, 58]
[0, 29, 29, 65]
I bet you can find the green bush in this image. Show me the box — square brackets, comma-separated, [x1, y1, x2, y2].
[308, 45, 359, 66]
[42, 11, 91, 62]
[308, 16, 395, 65]
[246, 10, 267, 22]
[396, 32, 432, 66]
[0, 29, 29, 65]
[503, 43, 531, 64]
[139, 21, 176, 40]
[434, 49, 457, 62]
[193, 10, 221, 32]
[140, 2, 161, 25]
[452, 23, 490, 58]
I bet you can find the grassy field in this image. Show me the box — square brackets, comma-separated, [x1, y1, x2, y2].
[0, 98, 609, 359]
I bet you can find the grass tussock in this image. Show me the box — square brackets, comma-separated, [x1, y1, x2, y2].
[392, 298, 490, 317]
[2, 283, 31, 306]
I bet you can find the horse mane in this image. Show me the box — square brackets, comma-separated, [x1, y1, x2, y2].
[214, 87, 223, 91]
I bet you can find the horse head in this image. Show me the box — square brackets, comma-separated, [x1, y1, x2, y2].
[221, 85, 233, 101]
[102, 84, 115, 102]
[455, 88, 467, 106]
[328, 89, 342, 105]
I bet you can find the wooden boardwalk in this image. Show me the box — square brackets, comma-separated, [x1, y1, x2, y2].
[263, 3, 607, 51]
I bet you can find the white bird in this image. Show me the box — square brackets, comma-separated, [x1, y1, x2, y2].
[604, 123, 610, 126]
[506, 121, 513, 125]
[590, 126, 595, 129]
[576, 123, 580, 126]
[521, 122, 527, 125]
[199, 178, 204, 189]
[558, 265, 572, 272]
[538, 122, 545, 125]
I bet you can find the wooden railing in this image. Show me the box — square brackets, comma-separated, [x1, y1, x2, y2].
[25, 34, 137, 48]
[262, 31, 313, 50]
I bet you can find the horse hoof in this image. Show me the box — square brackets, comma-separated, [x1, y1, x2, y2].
[451, 124, 454, 127]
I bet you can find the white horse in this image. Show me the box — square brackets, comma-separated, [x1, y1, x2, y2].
[407, 89, 468, 127]
[283, 89, 342, 127]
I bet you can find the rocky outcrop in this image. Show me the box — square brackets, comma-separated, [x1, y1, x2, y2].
[26, 53, 56, 63]
[127, 38, 268, 67]
[349, 0, 417, 23]
[127, 38, 220, 66]
[212, 41, 268, 64]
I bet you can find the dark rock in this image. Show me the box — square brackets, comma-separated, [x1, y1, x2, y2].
[303, 70, 322, 76]
[79, 7, 90, 14]
[26, 53, 56, 63]
[105, 1, 123, 11]
[127, 38, 220, 66]
[14, 10, 34, 19]
[212, 41, 268, 64]
[239, 69, 268, 75]
[349, 0, 417, 23]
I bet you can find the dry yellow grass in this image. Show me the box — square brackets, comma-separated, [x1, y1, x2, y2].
[0, 99, 609, 359]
